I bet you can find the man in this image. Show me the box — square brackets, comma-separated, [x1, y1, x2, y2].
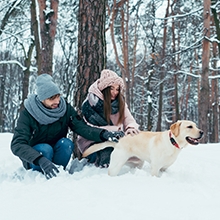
[11, 74, 124, 179]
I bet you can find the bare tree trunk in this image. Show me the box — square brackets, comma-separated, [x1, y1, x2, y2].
[211, 0, 220, 57]
[171, 0, 180, 122]
[209, 13, 219, 143]
[156, 0, 169, 131]
[0, 71, 5, 132]
[31, 0, 58, 75]
[199, 0, 210, 143]
[20, 42, 35, 111]
[18, 2, 36, 110]
[74, 0, 106, 109]
[74, 0, 106, 159]
[122, 2, 130, 106]
[108, 0, 132, 107]
[210, 6, 219, 143]
[130, 2, 141, 112]
[183, 69, 192, 119]
[210, 43, 219, 143]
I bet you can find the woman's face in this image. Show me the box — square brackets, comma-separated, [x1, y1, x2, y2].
[110, 84, 120, 100]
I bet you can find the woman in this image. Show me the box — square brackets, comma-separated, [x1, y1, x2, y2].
[77, 69, 139, 167]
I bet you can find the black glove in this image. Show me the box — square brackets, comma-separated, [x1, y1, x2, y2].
[101, 130, 125, 143]
[38, 157, 59, 179]
[95, 147, 114, 168]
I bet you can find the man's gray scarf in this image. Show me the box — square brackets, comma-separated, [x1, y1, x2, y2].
[82, 95, 119, 126]
[24, 94, 67, 125]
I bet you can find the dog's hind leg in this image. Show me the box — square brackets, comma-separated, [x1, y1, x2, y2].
[126, 159, 144, 169]
[137, 160, 144, 169]
[108, 149, 129, 176]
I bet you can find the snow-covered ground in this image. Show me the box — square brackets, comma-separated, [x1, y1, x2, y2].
[0, 132, 220, 220]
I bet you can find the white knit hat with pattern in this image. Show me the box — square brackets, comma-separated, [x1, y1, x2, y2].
[97, 69, 124, 91]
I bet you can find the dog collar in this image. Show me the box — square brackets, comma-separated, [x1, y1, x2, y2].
[169, 131, 180, 149]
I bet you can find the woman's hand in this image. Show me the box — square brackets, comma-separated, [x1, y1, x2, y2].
[125, 127, 139, 136]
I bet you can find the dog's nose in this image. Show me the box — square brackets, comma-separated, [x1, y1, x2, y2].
[200, 130, 204, 137]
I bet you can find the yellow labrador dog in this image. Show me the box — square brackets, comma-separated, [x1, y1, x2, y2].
[83, 120, 203, 177]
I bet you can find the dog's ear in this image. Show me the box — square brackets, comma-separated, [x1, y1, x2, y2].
[170, 121, 182, 137]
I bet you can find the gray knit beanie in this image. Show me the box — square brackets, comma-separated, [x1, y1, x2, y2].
[36, 74, 60, 101]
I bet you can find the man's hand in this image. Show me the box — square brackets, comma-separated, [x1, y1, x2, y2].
[38, 157, 59, 179]
[101, 130, 125, 142]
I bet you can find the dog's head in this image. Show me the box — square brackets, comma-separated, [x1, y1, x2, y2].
[170, 120, 203, 146]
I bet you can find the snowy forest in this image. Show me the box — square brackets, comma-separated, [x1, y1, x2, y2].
[0, 0, 220, 144]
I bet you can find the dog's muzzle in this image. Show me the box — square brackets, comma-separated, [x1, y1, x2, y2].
[186, 130, 203, 145]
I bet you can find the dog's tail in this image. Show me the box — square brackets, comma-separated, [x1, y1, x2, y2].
[82, 141, 116, 157]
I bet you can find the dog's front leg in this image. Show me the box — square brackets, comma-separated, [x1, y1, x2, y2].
[150, 163, 161, 177]
[108, 149, 129, 176]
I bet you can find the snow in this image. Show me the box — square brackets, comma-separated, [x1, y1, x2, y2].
[0, 132, 220, 220]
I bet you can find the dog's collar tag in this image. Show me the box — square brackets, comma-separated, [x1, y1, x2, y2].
[169, 131, 180, 149]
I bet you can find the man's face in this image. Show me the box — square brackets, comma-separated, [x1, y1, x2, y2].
[42, 94, 60, 109]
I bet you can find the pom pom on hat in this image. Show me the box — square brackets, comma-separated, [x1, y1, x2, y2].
[97, 69, 124, 91]
[36, 74, 60, 101]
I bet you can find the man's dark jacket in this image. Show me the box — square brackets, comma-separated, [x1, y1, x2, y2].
[11, 102, 104, 169]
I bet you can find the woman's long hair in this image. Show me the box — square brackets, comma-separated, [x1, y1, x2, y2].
[102, 86, 125, 125]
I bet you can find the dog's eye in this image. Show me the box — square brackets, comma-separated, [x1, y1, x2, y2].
[187, 125, 193, 129]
